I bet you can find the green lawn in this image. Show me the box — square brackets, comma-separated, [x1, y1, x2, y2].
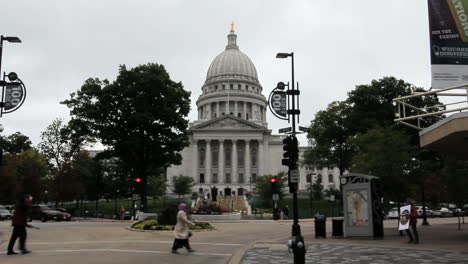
[249, 198, 343, 219]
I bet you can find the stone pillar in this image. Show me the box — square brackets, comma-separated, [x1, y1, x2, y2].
[205, 140, 211, 184]
[216, 102, 220, 118]
[243, 102, 247, 120]
[263, 106, 267, 121]
[258, 140, 264, 176]
[232, 140, 238, 183]
[234, 102, 238, 117]
[245, 140, 251, 186]
[193, 140, 198, 182]
[263, 138, 269, 175]
[219, 140, 224, 183]
[207, 104, 212, 120]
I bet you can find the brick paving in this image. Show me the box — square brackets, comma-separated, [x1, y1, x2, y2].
[242, 242, 468, 264]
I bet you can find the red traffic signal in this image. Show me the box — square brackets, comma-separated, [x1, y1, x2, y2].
[135, 178, 141, 183]
[270, 177, 277, 183]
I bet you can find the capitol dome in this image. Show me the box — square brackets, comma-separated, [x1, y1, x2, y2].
[205, 28, 259, 84]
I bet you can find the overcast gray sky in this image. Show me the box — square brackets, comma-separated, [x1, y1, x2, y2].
[0, 0, 430, 146]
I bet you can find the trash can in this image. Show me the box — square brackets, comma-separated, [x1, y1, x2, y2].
[314, 214, 326, 238]
[332, 217, 344, 237]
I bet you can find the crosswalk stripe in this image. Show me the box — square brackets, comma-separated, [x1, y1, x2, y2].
[0, 249, 232, 256]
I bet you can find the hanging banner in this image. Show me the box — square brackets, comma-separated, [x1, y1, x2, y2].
[398, 205, 411, 230]
[429, 0, 468, 88]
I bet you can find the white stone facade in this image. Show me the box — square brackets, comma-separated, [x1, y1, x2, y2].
[166, 28, 341, 195]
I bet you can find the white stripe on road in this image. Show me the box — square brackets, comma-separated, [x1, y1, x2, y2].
[0, 249, 231, 256]
[28, 240, 242, 247]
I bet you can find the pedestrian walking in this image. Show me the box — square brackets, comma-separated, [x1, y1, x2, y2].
[7, 194, 34, 255]
[282, 205, 289, 220]
[406, 200, 419, 244]
[172, 203, 195, 254]
[119, 206, 125, 220]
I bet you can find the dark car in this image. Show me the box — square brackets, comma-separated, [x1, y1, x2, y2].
[54, 208, 72, 221]
[0, 208, 13, 220]
[30, 205, 63, 222]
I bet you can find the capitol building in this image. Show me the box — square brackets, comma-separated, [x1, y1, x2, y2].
[167, 26, 341, 196]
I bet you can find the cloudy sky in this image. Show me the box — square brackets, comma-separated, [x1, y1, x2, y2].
[0, 0, 430, 146]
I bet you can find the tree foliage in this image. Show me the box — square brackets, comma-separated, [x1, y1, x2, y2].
[255, 172, 287, 200]
[171, 175, 194, 198]
[61, 63, 191, 210]
[0, 132, 33, 155]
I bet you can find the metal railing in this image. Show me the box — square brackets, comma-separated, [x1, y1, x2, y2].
[393, 83, 468, 130]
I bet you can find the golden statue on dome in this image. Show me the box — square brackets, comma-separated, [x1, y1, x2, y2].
[231, 22, 235, 31]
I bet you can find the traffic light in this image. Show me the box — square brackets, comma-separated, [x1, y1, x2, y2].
[135, 178, 141, 183]
[270, 176, 278, 193]
[282, 135, 299, 168]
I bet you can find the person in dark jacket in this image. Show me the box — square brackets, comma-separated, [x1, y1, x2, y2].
[7, 194, 33, 255]
[406, 200, 419, 244]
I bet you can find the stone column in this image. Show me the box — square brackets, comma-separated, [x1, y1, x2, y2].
[216, 102, 220, 118]
[218, 140, 224, 183]
[243, 102, 247, 120]
[192, 140, 198, 182]
[258, 140, 264, 176]
[207, 104, 212, 120]
[245, 140, 251, 185]
[234, 102, 238, 117]
[263, 106, 267, 121]
[263, 139, 269, 175]
[232, 140, 238, 183]
[205, 140, 211, 184]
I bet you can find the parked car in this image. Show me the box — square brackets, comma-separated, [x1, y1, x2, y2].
[387, 208, 399, 219]
[432, 207, 454, 217]
[450, 208, 463, 216]
[416, 206, 433, 217]
[0, 208, 13, 220]
[30, 205, 63, 222]
[54, 208, 72, 221]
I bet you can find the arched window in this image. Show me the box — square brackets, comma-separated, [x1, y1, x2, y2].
[306, 174, 312, 183]
[317, 174, 322, 183]
[328, 174, 334, 183]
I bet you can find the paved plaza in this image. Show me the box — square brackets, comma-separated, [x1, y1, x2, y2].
[243, 242, 468, 264]
[0, 218, 467, 263]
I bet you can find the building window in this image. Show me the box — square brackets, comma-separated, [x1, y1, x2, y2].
[246, 113, 249, 120]
[225, 150, 231, 167]
[199, 173, 205, 184]
[238, 113, 241, 118]
[222, 112, 225, 115]
[238, 84, 241, 90]
[238, 173, 244, 183]
[328, 174, 334, 183]
[222, 84, 225, 90]
[246, 85, 249, 90]
[317, 174, 322, 183]
[252, 173, 257, 184]
[212, 173, 218, 183]
[251, 148, 257, 168]
[226, 173, 231, 184]
[230, 84, 233, 90]
[306, 174, 312, 183]
[212, 150, 218, 168]
[199, 149, 205, 168]
[215, 85, 218, 91]
[238, 147, 244, 168]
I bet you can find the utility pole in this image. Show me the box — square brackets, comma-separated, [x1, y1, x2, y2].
[274, 52, 306, 264]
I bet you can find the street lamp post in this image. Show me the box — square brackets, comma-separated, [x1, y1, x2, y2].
[276, 52, 306, 263]
[0, 35, 21, 165]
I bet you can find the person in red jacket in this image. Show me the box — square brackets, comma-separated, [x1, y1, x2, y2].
[7, 194, 33, 255]
[406, 200, 419, 244]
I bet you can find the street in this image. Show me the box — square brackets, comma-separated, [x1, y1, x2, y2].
[0, 218, 467, 263]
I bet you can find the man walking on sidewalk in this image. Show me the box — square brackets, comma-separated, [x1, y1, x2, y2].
[406, 200, 419, 244]
[7, 194, 34, 255]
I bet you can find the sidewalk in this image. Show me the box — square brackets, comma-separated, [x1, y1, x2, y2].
[236, 217, 468, 263]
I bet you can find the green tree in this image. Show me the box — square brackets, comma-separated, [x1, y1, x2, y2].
[62, 63, 191, 210]
[0, 132, 33, 155]
[15, 149, 49, 200]
[310, 176, 324, 200]
[349, 126, 415, 203]
[304, 101, 354, 176]
[171, 175, 194, 198]
[38, 118, 77, 206]
[147, 175, 167, 200]
[255, 172, 287, 200]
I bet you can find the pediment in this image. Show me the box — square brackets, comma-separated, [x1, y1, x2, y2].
[190, 115, 266, 131]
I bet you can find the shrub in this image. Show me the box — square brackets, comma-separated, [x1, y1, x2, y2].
[158, 206, 178, 225]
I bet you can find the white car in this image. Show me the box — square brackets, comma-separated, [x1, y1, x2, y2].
[387, 208, 399, 219]
[416, 206, 433, 217]
[433, 207, 453, 217]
